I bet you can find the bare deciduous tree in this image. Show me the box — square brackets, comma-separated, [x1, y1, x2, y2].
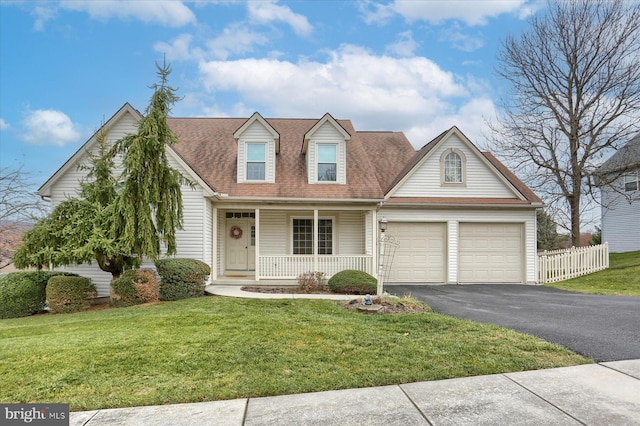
[0, 165, 48, 269]
[490, 0, 640, 246]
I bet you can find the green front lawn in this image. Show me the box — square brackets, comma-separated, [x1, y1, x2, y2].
[546, 250, 640, 296]
[0, 296, 588, 411]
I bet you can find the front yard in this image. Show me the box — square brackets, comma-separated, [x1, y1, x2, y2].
[546, 250, 640, 296]
[0, 296, 589, 411]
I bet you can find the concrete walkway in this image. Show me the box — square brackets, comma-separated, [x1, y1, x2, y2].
[71, 359, 640, 425]
[70, 288, 640, 425]
[205, 284, 356, 300]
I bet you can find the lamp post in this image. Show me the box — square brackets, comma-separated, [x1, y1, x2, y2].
[377, 217, 387, 296]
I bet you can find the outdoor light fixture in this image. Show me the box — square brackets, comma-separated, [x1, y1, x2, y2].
[379, 216, 387, 232]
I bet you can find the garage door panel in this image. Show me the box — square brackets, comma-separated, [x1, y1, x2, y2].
[387, 222, 446, 283]
[459, 223, 524, 284]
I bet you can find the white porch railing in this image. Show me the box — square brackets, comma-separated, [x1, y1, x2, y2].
[538, 243, 609, 284]
[259, 255, 373, 279]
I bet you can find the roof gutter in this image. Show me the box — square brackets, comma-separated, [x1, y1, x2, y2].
[209, 195, 384, 204]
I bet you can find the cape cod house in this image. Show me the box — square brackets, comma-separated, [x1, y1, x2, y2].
[600, 133, 640, 253]
[38, 103, 543, 297]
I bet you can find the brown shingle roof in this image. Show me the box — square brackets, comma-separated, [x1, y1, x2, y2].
[168, 117, 385, 199]
[482, 152, 542, 204]
[356, 131, 416, 192]
[167, 117, 541, 205]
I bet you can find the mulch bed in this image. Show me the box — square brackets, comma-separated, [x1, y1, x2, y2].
[241, 286, 430, 314]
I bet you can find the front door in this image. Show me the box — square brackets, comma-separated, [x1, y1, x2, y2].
[226, 220, 255, 271]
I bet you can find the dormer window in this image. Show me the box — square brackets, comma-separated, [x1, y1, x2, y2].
[317, 144, 337, 182]
[441, 148, 466, 186]
[246, 143, 266, 181]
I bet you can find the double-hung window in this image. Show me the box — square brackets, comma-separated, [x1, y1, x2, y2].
[444, 151, 463, 183]
[624, 172, 639, 192]
[246, 143, 266, 181]
[292, 218, 333, 255]
[317, 144, 337, 182]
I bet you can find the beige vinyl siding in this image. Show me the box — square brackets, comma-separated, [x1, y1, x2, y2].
[49, 113, 138, 202]
[168, 155, 205, 262]
[394, 134, 516, 198]
[237, 121, 276, 183]
[381, 208, 537, 284]
[259, 210, 287, 255]
[307, 122, 347, 184]
[336, 211, 365, 254]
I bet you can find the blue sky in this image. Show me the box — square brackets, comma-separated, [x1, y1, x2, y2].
[0, 0, 542, 189]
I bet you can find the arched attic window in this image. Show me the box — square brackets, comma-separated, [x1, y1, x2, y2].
[441, 149, 466, 185]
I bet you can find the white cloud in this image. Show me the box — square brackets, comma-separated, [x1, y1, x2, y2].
[59, 0, 196, 27]
[364, 0, 531, 26]
[405, 97, 497, 148]
[31, 5, 57, 31]
[247, 1, 312, 36]
[206, 23, 270, 60]
[154, 33, 203, 62]
[439, 24, 484, 52]
[385, 30, 419, 57]
[0, 118, 10, 131]
[197, 45, 485, 145]
[20, 109, 82, 146]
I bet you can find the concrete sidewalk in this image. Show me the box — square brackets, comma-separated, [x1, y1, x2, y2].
[71, 359, 640, 425]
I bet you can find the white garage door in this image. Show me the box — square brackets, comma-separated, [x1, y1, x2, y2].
[459, 223, 524, 283]
[386, 222, 446, 283]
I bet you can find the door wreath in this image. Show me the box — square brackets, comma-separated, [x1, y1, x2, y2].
[230, 225, 243, 239]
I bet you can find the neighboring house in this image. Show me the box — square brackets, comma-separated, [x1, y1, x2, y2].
[599, 133, 640, 253]
[39, 103, 543, 297]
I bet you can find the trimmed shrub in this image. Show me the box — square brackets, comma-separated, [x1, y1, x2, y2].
[0, 271, 78, 319]
[155, 258, 211, 301]
[328, 270, 377, 295]
[111, 269, 160, 307]
[47, 276, 97, 314]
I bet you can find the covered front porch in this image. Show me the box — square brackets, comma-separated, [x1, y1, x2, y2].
[209, 203, 379, 283]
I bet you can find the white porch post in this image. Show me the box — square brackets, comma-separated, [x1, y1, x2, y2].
[211, 207, 218, 281]
[376, 215, 388, 296]
[313, 209, 319, 272]
[371, 209, 378, 277]
[255, 208, 260, 281]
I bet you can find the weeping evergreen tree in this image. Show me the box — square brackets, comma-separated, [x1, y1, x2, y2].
[14, 61, 189, 281]
[14, 128, 139, 279]
[113, 61, 189, 260]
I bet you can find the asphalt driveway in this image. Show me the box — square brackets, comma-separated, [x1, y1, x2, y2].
[386, 284, 640, 362]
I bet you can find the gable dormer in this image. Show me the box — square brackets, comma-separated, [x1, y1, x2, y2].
[234, 112, 279, 183]
[302, 113, 350, 184]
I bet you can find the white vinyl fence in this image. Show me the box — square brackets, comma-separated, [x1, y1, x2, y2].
[538, 243, 609, 284]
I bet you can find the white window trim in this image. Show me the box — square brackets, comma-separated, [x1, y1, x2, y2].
[623, 171, 639, 192]
[316, 143, 338, 183]
[245, 142, 267, 182]
[290, 216, 335, 255]
[440, 148, 467, 187]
